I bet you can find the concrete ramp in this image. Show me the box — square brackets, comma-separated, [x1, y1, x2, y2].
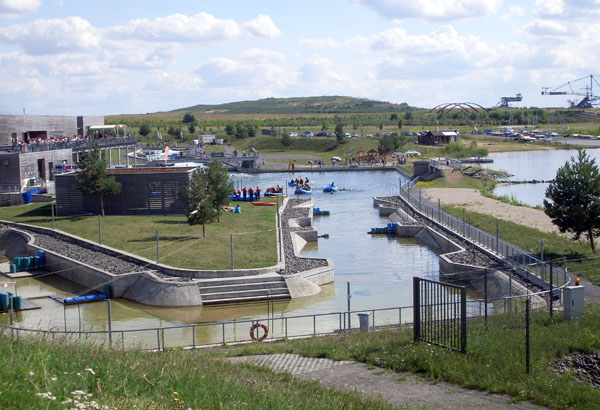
[0, 229, 29, 260]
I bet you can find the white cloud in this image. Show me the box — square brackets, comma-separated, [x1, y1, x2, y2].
[534, 0, 600, 18]
[299, 37, 340, 49]
[500, 5, 524, 22]
[0, 0, 41, 18]
[524, 19, 569, 35]
[239, 48, 286, 64]
[194, 52, 293, 89]
[356, 0, 502, 21]
[347, 26, 498, 67]
[107, 12, 280, 43]
[0, 16, 100, 55]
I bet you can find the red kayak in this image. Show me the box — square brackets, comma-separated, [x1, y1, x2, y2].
[251, 201, 277, 206]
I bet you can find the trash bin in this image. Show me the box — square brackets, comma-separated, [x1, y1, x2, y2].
[358, 312, 371, 332]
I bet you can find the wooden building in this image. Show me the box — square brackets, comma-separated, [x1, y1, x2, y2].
[418, 130, 458, 145]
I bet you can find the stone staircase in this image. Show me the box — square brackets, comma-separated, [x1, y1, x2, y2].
[196, 273, 290, 305]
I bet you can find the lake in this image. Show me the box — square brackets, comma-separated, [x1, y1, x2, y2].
[487, 148, 600, 207]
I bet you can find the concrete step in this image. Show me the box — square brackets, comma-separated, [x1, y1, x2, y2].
[195, 274, 284, 287]
[200, 287, 290, 301]
[198, 281, 287, 294]
[202, 293, 291, 305]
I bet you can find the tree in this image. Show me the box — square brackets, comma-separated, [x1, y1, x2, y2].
[398, 119, 403, 130]
[139, 123, 151, 136]
[225, 124, 235, 136]
[281, 133, 292, 148]
[544, 149, 600, 253]
[183, 113, 196, 124]
[335, 123, 344, 144]
[205, 161, 233, 222]
[180, 168, 216, 237]
[75, 144, 121, 217]
[188, 123, 196, 134]
[390, 113, 398, 121]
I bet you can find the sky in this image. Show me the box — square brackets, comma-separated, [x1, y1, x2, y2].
[0, 0, 599, 116]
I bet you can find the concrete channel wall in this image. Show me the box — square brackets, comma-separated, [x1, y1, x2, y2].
[372, 197, 537, 301]
[0, 228, 203, 306]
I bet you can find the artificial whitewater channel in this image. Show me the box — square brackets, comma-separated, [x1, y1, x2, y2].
[1, 170, 475, 348]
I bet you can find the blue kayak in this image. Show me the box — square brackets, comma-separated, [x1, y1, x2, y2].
[295, 188, 312, 195]
[323, 184, 338, 192]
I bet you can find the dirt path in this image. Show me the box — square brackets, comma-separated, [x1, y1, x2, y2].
[226, 354, 545, 409]
[420, 188, 565, 236]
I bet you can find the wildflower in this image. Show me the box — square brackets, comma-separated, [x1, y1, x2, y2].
[36, 392, 57, 401]
[50, 376, 57, 382]
[28, 372, 34, 376]
[85, 367, 96, 375]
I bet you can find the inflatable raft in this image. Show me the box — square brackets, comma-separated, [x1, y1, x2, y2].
[323, 184, 338, 192]
[295, 188, 312, 195]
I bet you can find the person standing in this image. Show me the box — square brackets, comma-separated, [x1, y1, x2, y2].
[256, 186, 261, 200]
[248, 186, 254, 201]
[242, 186, 247, 201]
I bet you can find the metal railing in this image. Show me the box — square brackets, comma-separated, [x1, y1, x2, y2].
[0, 136, 137, 154]
[398, 183, 570, 292]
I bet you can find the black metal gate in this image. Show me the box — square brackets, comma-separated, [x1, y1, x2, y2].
[413, 277, 467, 353]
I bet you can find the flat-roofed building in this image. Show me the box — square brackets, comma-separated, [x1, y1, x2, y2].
[0, 115, 104, 146]
[55, 167, 195, 216]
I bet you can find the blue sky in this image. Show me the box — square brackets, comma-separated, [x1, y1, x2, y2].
[0, 0, 598, 115]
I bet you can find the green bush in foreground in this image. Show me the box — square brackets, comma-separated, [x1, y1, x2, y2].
[0, 332, 394, 409]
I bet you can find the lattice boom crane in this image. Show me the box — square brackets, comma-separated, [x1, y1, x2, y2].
[541, 74, 600, 108]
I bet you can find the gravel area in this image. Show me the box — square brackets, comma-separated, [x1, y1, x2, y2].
[0, 222, 169, 278]
[280, 199, 329, 275]
[551, 352, 600, 389]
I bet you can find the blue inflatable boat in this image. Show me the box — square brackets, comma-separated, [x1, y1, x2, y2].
[323, 184, 338, 192]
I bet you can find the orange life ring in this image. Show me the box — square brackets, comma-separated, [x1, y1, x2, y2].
[249, 323, 269, 341]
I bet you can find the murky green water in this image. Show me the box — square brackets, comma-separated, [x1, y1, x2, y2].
[2, 170, 447, 347]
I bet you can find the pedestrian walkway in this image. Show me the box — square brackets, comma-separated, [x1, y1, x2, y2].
[226, 354, 545, 409]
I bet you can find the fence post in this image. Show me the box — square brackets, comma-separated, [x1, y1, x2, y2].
[484, 270, 488, 331]
[438, 198, 441, 223]
[460, 287, 467, 353]
[496, 221, 499, 254]
[51, 202, 55, 230]
[540, 240, 544, 261]
[98, 215, 102, 245]
[107, 299, 112, 346]
[549, 262, 553, 318]
[462, 208, 465, 235]
[526, 297, 531, 373]
[230, 234, 234, 270]
[156, 228, 159, 263]
[413, 277, 420, 341]
[347, 282, 351, 330]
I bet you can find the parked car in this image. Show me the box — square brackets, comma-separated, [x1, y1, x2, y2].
[288, 132, 297, 137]
[315, 132, 327, 137]
[344, 133, 351, 138]
[352, 133, 358, 138]
[327, 133, 336, 137]
[366, 133, 373, 137]
[301, 132, 313, 137]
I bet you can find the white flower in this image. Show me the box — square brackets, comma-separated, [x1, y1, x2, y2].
[28, 372, 34, 376]
[85, 367, 96, 376]
[50, 376, 57, 382]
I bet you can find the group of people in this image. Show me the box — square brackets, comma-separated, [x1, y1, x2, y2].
[16, 134, 134, 153]
[232, 186, 261, 201]
[290, 176, 310, 185]
[265, 185, 283, 194]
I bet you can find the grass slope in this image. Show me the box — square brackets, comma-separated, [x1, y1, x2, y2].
[172, 96, 408, 115]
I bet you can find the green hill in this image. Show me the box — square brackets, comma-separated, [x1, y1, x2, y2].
[171, 96, 409, 115]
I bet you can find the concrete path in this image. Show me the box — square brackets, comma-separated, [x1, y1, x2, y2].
[226, 354, 545, 409]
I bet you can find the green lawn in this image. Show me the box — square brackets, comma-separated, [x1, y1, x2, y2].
[0, 201, 278, 270]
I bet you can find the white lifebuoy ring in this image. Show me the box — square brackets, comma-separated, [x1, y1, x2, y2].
[250, 323, 269, 341]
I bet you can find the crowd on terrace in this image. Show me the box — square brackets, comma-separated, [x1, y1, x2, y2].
[10, 133, 137, 153]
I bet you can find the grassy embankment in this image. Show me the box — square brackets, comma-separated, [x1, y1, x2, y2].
[2, 306, 599, 409]
[0, 201, 278, 270]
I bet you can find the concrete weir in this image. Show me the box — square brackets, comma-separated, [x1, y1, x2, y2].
[372, 197, 536, 302]
[0, 199, 334, 307]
